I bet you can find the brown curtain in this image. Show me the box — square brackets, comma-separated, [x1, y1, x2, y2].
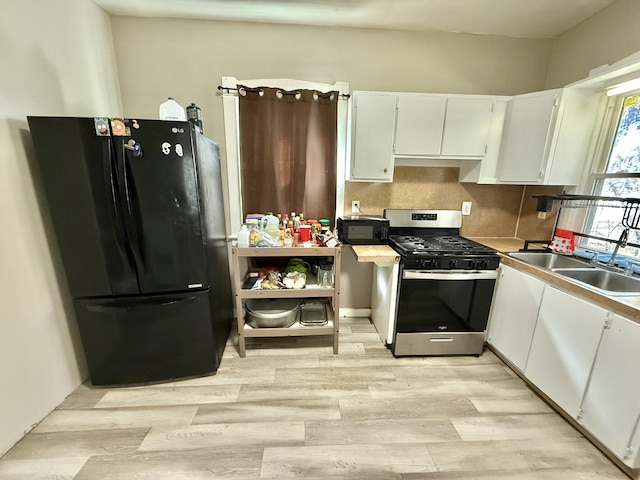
[238, 85, 338, 223]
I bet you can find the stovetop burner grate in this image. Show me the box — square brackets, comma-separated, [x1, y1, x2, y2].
[388, 234, 496, 256]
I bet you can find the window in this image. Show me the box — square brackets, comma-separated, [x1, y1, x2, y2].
[220, 77, 349, 238]
[582, 93, 640, 259]
[237, 86, 338, 223]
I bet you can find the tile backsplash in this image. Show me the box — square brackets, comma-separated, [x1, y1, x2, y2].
[344, 166, 562, 240]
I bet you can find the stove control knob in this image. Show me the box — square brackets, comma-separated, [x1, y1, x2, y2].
[476, 260, 487, 270]
[419, 259, 433, 269]
[448, 259, 457, 269]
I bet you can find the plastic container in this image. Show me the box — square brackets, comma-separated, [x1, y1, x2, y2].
[261, 212, 280, 239]
[159, 97, 186, 121]
[237, 224, 250, 248]
[299, 224, 311, 242]
[318, 262, 334, 288]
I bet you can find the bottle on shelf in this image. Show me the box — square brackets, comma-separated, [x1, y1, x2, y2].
[261, 212, 280, 240]
[248, 220, 261, 247]
[283, 221, 294, 247]
[237, 224, 250, 248]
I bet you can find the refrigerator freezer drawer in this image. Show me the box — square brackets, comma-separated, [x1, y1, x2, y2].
[74, 290, 221, 385]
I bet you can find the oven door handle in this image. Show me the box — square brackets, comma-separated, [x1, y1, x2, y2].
[402, 270, 498, 281]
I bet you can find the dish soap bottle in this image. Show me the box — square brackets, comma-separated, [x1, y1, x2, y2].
[237, 224, 250, 248]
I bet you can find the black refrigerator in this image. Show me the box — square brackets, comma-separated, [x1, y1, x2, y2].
[27, 117, 233, 385]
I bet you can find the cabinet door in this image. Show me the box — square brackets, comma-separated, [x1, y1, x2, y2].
[394, 95, 446, 156]
[545, 88, 600, 186]
[525, 286, 607, 418]
[580, 313, 640, 468]
[487, 265, 545, 371]
[497, 90, 560, 183]
[442, 98, 493, 157]
[351, 93, 397, 182]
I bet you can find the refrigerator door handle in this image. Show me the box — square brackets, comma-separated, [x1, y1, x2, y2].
[86, 295, 198, 313]
[115, 141, 146, 277]
[103, 140, 135, 274]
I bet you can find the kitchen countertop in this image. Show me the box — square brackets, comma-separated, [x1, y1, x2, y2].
[468, 237, 526, 253]
[350, 245, 400, 264]
[500, 253, 640, 322]
[351, 238, 640, 322]
[470, 237, 640, 321]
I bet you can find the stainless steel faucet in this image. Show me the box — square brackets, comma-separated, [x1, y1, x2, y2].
[607, 227, 630, 267]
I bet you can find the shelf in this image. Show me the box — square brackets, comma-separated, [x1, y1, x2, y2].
[242, 309, 335, 338]
[535, 194, 640, 211]
[240, 272, 334, 298]
[535, 194, 640, 230]
[239, 288, 335, 299]
[233, 246, 339, 257]
[232, 245, 341, 357]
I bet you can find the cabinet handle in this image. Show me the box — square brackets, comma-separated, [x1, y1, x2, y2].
[383, 168, 388, 173]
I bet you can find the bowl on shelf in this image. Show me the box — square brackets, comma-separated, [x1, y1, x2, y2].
[244, 298, 300, 328]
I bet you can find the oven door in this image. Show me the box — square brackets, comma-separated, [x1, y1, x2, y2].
[392, 269, 498, 356]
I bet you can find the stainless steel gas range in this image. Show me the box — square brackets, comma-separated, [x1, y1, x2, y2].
[384, 209, 500, 357]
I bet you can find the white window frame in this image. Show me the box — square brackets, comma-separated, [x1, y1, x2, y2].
[575, 90, 640, 256]
[220, 76, 350, 238]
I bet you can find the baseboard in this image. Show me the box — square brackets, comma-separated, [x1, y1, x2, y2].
[339, 308, 371, 318]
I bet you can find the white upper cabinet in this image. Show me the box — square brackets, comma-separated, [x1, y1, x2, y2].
[497, 88, 600, 185]
[394, 95, 446, 156]
[441, 97, 494, 157]
[394, 94, 497, 159]
[350, 92, 397, 182]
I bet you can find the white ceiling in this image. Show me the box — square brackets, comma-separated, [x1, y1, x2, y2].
[93, 0, 618, 39]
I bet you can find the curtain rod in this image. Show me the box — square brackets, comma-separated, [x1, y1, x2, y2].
[217, 85, 350, 99]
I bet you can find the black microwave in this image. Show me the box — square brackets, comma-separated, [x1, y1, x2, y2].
[337, 215, 389, 245]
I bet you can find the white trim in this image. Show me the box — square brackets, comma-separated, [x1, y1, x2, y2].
[340, 308, 371, 318]
[220, 76, 350, 236]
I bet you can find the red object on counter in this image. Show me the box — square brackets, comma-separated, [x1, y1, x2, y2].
[299, 225, 311, 242]
[550, 228, 575, 254]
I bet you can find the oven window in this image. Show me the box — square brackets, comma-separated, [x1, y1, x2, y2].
[396, 278, 495, 333]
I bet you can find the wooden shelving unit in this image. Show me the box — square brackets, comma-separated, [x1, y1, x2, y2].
[231, 246, 341, 357]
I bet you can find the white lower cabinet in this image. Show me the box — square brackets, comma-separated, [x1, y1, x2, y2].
[524, 286, 608, 418]
[488, 265, 640, 468]
[487, 265, 544, 371]
[579, 313, 640, 468]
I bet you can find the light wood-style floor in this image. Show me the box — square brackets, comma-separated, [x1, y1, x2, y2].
[0, 317, 632, 479]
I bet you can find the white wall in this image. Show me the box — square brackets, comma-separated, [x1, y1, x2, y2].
[0, 0, 122, 456]
[545, 0, 640, 88]
[110, 16, 552, 152]
[109, 17, 553, 309]
[1, 0, 639, 458]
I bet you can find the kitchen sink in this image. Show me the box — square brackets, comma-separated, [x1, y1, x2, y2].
[508, 252, 594, 269]
[554, 268, 640, 296]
